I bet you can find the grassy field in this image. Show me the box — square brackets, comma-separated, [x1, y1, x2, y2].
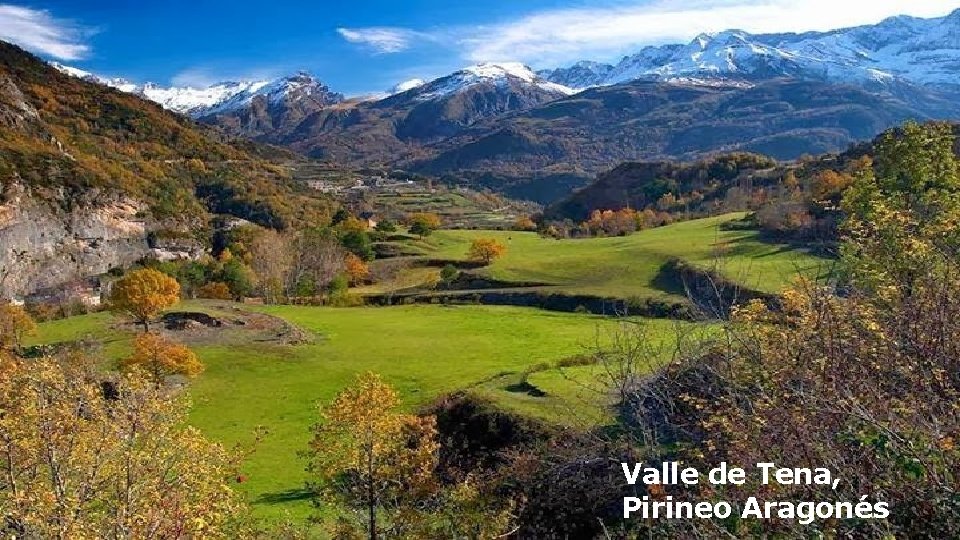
[419, 213, 827, 299]
[28, 303, 690, 519]
[22, 214, 816, 521]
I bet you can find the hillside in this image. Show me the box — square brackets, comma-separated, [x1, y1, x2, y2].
[411, 78, 955, 201]
[361, 213, 827, 309]
[0, 41, 335, 297]
[544, 153, 780, 221]
[546, 124, 960, 251]
[199, 76, 954, 204]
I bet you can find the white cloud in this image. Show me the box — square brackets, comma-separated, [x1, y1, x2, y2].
[336, 27, 423, 53]
[0, 4, 91, 60]
[337, 0, 960, 66]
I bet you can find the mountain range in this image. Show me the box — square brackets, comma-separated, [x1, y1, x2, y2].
[49, 9, 960, 202]
[538, 10, 960, 91]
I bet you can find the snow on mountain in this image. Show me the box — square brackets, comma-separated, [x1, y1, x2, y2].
[541, 8, 960, 90]
[140, 81, 270, 115]
[50, 9, 960, 121]
[199, 72, 342, 117]
[52, 62, 269, 115]
[52, 64, 342, 117]
[536, 61, 613, 90]
[50, 62, 139, 93]
[411, 62, 574, 101]
[390, 78, 426, 94]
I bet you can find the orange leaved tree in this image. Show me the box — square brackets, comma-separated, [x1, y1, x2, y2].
[344, 253, 371, 286]
[110, 268, 180, 332]
[467, 238, 507, 265]
[122, 333, 204, 387]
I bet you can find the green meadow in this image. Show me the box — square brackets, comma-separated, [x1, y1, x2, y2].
[422, 213, 827, 298]
[29, 303, 689, 518]
[24, 214, 822, 520]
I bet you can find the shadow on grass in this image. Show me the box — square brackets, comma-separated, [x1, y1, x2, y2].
[504, 380, 548, 397]
[650, 261, 689, 297]
[255, 488, 314, 505]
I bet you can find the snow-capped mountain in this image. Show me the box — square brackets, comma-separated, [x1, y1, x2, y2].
[400, 62, 574, 102]
[540, 9, 960, 90]
[199, 72, 343, 116]
[52, 62, 270, 115]
[139, 81, 269, 116]
[51, 63, 341, 118]
[266, 62, 580, 163]
[535, 61, 613, 90]
[190, 72, 344, 139]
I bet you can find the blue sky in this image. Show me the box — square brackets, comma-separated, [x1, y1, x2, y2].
[2, 0, 959, 95]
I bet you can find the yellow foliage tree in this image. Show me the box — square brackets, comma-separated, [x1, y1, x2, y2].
[109, 268, 181, 332]
[306, 372, 439, 539]
[0, 355, 244, 538]
[122, 333, 204, 387]
[467, 238, 507, 264]
[0, 303, 37, 353]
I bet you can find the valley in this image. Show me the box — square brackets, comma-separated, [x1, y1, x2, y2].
[4, 3, 960, 537]
[21, 212, 818, 520]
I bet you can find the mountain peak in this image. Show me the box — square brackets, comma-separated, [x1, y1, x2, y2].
[460, 62, 538, 81]
[401, 62, 574, 103]
[286, 71, 316, 82]
[542, 9, 960, 89]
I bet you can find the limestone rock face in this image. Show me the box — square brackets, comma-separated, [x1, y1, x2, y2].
[0, 184, 152, 298]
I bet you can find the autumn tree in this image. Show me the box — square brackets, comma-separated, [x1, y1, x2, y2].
[408, 213, 441, 238]
[344, 253, 371, 286]
[811, 169, 853, 201]
[468, 238, 507, 264]
[109, 268, 181, 332]
[305, 372, 439, 539]
[582, 208, 640, 236]
[513, 216, 537, 231]
[197, 281, 233, 300]
[842, 121, 960, 293]
[122, 332, 204, 387]
[0, 354, 245, 538]
[0, 303, 36, 354]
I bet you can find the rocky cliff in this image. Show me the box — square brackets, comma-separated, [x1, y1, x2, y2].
[0, 183, 152, 298]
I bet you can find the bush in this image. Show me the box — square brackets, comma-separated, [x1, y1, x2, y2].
[197, 282, 233, 300]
